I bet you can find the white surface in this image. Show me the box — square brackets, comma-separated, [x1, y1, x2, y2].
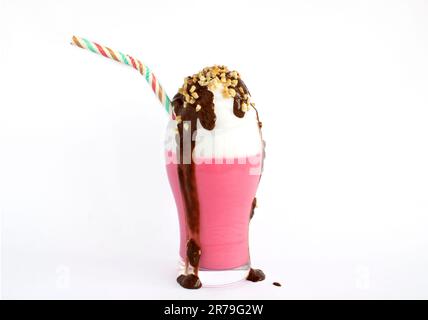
[1, 0, 428, 299]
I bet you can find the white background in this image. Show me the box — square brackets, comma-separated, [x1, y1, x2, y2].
[1, 0, 427, 299]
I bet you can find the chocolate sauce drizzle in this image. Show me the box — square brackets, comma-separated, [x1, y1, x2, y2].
[172, 67, 265, 289]
[246, 268, 266, 282]
[250, 197, 257, 220]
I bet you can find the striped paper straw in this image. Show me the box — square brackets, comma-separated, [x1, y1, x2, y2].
[71, 35, 173, 118]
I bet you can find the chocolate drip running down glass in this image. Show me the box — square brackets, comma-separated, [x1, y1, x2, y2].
[165, 66, 266, 289]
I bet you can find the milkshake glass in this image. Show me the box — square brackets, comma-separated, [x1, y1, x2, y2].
[164, 67, 264, 288]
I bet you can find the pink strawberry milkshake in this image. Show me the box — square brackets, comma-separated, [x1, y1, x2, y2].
[164, 66, 265, 289]
[166, 154, 262, 269]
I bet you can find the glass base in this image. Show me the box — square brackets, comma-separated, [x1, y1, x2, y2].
[177, 258, 250, 287]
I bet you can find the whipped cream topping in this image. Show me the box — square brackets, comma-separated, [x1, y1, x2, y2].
[165, 87, 262, 159]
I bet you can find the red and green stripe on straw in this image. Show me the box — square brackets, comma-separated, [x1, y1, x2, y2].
[71, 35, 174, 119]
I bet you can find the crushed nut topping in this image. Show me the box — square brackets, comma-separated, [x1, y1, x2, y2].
[175, 65, 251, 121]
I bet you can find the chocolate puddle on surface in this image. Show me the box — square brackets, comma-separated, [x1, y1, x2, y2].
[246, 268, 266, 282]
